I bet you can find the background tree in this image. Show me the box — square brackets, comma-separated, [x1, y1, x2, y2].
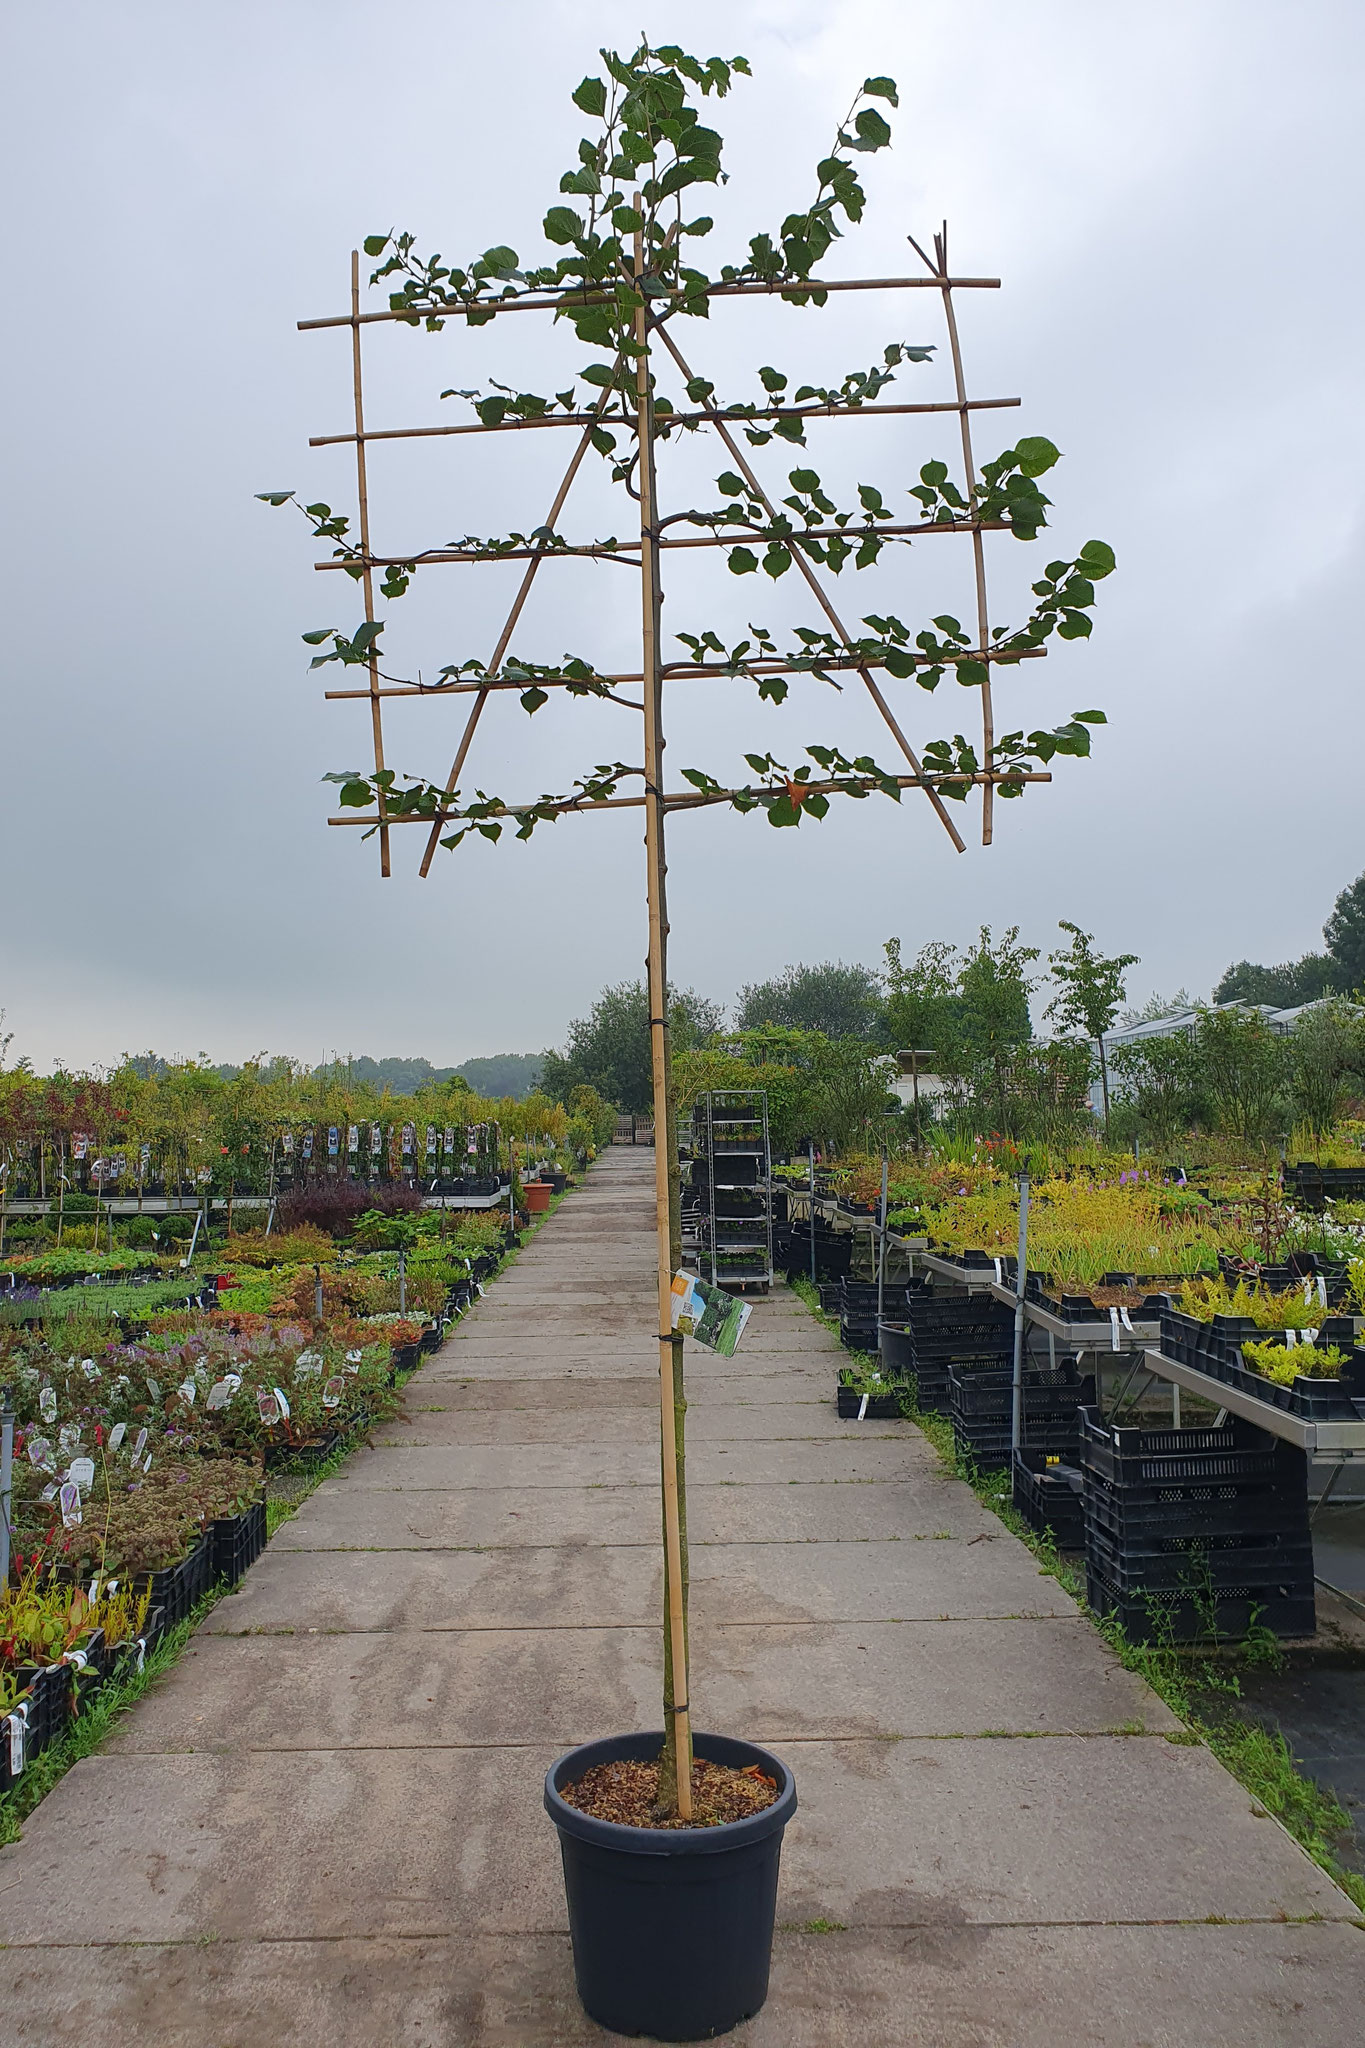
[541, 981, 723, 1114]
[1323, 871, 1365, 992]
[1195, 1007, 1288, 1141]
[1212, 955, 1339, 1007]
[1045, 920, 1139, 1128]
[1109, 1029, 1207, 1145]
[735, 960, 882, 1039]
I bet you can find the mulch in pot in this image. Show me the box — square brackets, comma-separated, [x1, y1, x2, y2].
[560, 1754, 779, 1830]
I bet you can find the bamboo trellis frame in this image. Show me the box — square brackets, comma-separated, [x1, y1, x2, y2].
[297, 225, 1047, 1813]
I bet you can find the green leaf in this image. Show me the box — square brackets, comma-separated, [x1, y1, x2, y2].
[716, 471, 746, 497]
[684, 376, 715, 402]
[1056, 612, 1093, 639]
[301, 628, 335, 645]
[773, 416, 806, 444]
[728, 547, 759, 575]
[589, 427, 616, 455]
[1079, 538, 1117, 577]
[256, 490, 294, 506]
[853, 107, 892, 149]
[362, 235, 389, 257]
[572, 75, 607, 116]
[612, 206, 641, 234]
[863, 75, 899, 104]
[955, 659, 990, 686]
[580, 363, 616, 387]
[520, 687, 549, 714]
[1015, 435, 1061, 477]
[542, 205, 583, 246]
[759, 364, 788, 393]
[789, 467, 820, 494]
[920, 459, 948, 487]
[475, 396, 509, 426]
[762, 543, 792, 579]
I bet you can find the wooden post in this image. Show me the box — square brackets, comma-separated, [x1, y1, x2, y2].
[350, 251, 390, 878]
[636, 204, 693, 1820]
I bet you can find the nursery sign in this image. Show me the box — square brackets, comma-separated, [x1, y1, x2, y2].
[670, 1272, 753, 1358]
[328, 1126, 340, 1156]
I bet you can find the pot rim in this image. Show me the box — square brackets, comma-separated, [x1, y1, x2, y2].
[545, 1729, 796, 1858]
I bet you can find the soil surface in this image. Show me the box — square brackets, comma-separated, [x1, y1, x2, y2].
[560, 1755, 779, 1830]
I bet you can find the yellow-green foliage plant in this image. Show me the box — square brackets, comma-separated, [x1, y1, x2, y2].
[1175, 1274, 1326, 1330]
[1241, 1339, 1348, 1386]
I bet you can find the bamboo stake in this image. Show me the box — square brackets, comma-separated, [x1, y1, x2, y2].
[308, 394, 1021, 448]
[298, 272, 1003, 332]
[637, 208, 693, 1820]
[912, 223, 995, 847]
[656, 325, 967, 856]
[350, 251, 390, 878]
[417, 381, 620, 876]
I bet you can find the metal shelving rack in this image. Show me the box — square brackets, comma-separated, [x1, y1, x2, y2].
[685, 1090, 772, 1293]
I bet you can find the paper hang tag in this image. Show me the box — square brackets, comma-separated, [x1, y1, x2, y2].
[39, 1387, 57, 1422]
[8, 1702, 28, 1776]
[107, 1422, 126, 1454]
[1109, 1308, 1122, 1352]
[68, 1456, 96, 1490]
[60, 1482, 82, 1528]
[322, 1375, 345, 1409]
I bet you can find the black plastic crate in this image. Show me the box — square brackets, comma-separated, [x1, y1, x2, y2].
[1085, 1523, 1314, 1595]
[211, 1499, 267, 1587]
[1077, 1407, 1294, 1489]
[133, 1530, 214, 1632]
[836, 1383, 902, 1419]
[11, 1661, 69, 1758]
[1012, 1450, 1086, 1545]
[1083, 1467, 1308, 1547]
[909, 1290, 1014, 1335]
[1086, 1563, 1315, 1644]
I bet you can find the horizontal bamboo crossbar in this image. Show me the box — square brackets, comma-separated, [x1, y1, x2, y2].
[321, 644, 1045, 701]
[299, 274, 1002, 332]
[326, 767, 1051, 829]
[307, 395, 1021, 448]
[314, 517, 1009, 573]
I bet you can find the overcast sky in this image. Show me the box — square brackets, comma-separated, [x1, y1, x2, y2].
[4, 1, 1362, 1071]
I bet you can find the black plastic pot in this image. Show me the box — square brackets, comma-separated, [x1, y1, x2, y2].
[545, 1730, 796, 2041]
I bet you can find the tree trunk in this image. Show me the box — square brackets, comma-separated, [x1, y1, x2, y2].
[1098, 1033, 1111, 1130]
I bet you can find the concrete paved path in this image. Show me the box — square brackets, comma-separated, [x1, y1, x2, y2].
[2, 1148, 1361, 2043]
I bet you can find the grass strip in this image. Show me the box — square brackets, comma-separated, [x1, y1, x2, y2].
[789, 1272, 1365, 1913]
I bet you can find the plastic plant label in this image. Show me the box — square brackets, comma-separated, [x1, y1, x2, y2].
[143, 1451, 153, 1473]
[8, 1703, 27, 1776]
[27, 1437, 54, 1471]
[132, 1428, 148, 1460]
[146, 1377, 161, 1402]
[81, 1359, 101, 1379]
[58, 1423, 82, 1457]
[40, 1482, 58, 1502]
[273, 1385, 292, 1420]
[206, 1380, 234, 1411]
[107, 1422, 126, 1454]
[68, 1456, 96, 1490]
[857, 1392, 870, 1420]
[322, 1376, 345, 1409]
[60, 1481, 82, 1528]
[294, 1352, 323, 1378]
[39, 1387, 57, 1422]
[178, 1379, 198, 1406]
[224, 1372, 242, 1391]
[1109, 1308, 1121, 1352]
[257, 1392, 281, 1425]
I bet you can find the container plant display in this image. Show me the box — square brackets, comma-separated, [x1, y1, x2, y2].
[268, 36, 1113, 2038]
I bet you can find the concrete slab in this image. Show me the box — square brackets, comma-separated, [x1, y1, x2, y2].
[320, 1438, 933, 1492]
[368, 1402, 903, 1445]
[108, 1618, 1171, 1754]
[687, 1538, 1079, 1622]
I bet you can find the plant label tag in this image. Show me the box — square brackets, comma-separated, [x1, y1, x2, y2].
[273, 1385, 292, 1419]
[68, 1456, 96, 1490]
[993, 1258, 1003, 1285]
[27, 1437, 54, 1470]
[107, 1422, 126, 1454]
[58, 1423, 81, 1457]
[40, 1481, 58, 1502]
[857, 1392, 870, 1420]
[39, 1387, 57, 1422]
[207, 1380, 233, 1410]
[146, 1377, 161, 1402]
[143, 1450, 153, 1472]
[81, 1360, 101, 1380]
[179, 1379, 197, 1406]
[1118, 1307, 1134, 1334]
[257, 1392, 280, 1425]
[60, 1481, 82, 1528]
[8, 1703, 27, 1775]
[132, 1428, 148, 1460]
[322, 1376, 344, 1409]
[1109, 1308, 1121, 1352]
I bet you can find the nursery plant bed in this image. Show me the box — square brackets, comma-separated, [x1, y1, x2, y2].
[263, 1430, 343, 1473]
[1158, 1309, 1365, 1421]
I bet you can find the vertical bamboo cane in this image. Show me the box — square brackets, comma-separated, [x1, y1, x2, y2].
[635, 206, 693, 1819]
[350, 251, 390, 878]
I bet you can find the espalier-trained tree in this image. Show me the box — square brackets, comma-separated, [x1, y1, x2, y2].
[263, 41, 1115, 1819]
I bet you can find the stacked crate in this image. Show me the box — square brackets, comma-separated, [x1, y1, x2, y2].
[902, 1290, 1014, 1413]
[949, 1357, 1094, 1470]
[1079, 1409, 1315, 1643]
